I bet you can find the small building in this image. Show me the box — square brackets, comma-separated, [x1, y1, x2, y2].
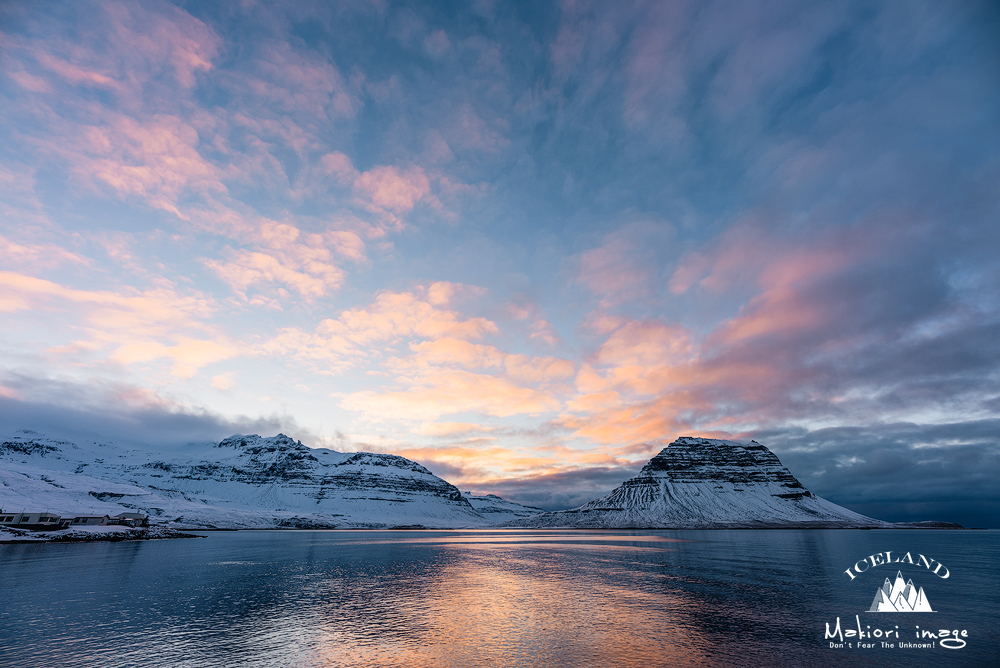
[112, 512, 148, 527]
[69, 515, 111, 526]
[0, 511, 63, 530]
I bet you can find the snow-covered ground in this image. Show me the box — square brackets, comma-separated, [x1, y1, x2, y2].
[463, 492, 544, 522]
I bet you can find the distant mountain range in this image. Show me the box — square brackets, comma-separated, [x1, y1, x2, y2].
[463, 492, 543, 520]
[0, 431, 537, 529]
[1, 431, 957, 530]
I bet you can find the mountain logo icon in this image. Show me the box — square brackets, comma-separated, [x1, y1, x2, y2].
[868, 571, 933, 612]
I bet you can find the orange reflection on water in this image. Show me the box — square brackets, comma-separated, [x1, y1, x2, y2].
[406, 532, 694, 545]
[307, 532, 712, 667]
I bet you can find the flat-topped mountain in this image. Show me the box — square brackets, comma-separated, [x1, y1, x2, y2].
[0, 431, 489, 529]
[505, 437, 886, 529]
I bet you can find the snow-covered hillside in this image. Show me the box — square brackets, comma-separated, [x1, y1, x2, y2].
[505, 437, 886, 529]
[462, 492, 543, 523]
[0, 431, 496, 529]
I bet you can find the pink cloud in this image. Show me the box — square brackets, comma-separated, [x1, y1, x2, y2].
[593, 320, 694, 371]
[7, 3, 460, 253]
[34, 52, 122, 90]
[261, 282, 576, 423]
[7, 71, 54, 94]
[373, 443, 565, 482]
[204, 221, 370, 301]
[329, 312, 576, 424]
[211, 372, 236, 391]
[503, 354, 575, 384]
[108, 337, 235, 379]
[101, 0, 220, 90]
[416, 421, 495, 437]
[447, 103, 509, 153]
[342, 368, 561, 420]
[708, 249, 861, 347]
[206, 248, 345, 301]
[0, 270, 237, 378]
[328, 286, 497, 345]
[0, 234, 89, 270]
[326, 230, 368, 262]
[240, 40, 358, 119]
[379, 440, 650, 492]
[391, 339, 574, 385]
[353, 164, 432, 214]
[563, 321, 699, 428]
[9, 0, 220, 107]
[31, 113, 226, 219]
[320, 151, 357, 183]
[399, 339, 507, 371]
[4, 2, 360, 236]
[422, 130, 455, 164]
[557, 219, 920, 446]
[505, 297, 563, 346]
[577, 220, 674, 307]
[667, 223, 783, 295]
[259, 283, 500, 371]
[579, 238, 649, 296]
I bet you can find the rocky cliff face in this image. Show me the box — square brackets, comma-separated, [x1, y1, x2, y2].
[0, 431, 487, 529]
[505, 437, 886, 528]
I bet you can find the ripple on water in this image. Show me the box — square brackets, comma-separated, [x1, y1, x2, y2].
[0, 529, 997, 667]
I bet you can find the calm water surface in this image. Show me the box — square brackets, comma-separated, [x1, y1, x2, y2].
[1, 530, 997, 667]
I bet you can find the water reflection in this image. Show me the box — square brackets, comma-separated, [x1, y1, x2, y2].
[1, 530, 996, 667]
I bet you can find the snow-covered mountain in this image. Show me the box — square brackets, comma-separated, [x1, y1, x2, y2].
[0, 431, 495, 529]
[462, 492, 543, 523]
[504, 437, 886, 529]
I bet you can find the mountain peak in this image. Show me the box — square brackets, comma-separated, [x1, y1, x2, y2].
[505, 437, 885, 529]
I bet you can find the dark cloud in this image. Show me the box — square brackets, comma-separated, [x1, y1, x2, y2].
[754, 421, 1000, 528]
[478, 419, 1000, 526]
[470, 465, 644, 511]
[685, 215, 1000, 429]
[0, 373, 290, 448]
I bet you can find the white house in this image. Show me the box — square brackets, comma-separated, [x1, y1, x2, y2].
[0, 511, 63, 530]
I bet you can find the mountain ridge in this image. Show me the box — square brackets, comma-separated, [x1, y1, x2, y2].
[0, 431, 489, 529]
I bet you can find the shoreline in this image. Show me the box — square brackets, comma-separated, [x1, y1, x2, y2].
[0, 526, 206, 544]
[3, 523, 983, 543]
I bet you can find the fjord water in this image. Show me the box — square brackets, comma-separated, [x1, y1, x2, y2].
[1, 530, 996, 667]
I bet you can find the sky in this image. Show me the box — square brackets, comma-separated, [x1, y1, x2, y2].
[1, 0, 998, 526]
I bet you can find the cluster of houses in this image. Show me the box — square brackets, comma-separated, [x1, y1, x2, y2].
[0, 510, 148, 530]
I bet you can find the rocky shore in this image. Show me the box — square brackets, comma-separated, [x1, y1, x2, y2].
[0, 525, 204, 544]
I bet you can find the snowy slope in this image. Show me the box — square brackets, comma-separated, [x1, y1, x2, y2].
[504, 437, 886, 529]
[462, 492, 543, 522]
[0, 431, 489, 529]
